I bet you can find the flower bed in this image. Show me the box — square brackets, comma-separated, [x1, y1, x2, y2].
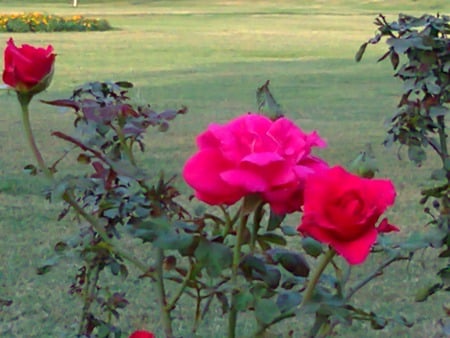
[0, 12, 112, 32]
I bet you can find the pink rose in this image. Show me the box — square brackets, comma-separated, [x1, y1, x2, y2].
[129, 330, 155, 338]
[297, 166, 398, 265]
[183, 113, 327, 214]
[2, 38, 55, 94]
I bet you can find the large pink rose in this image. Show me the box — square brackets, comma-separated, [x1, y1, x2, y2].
[297, 166, 398, 265]
[183, 113, 327, 214]
[2, 38, 55, 94]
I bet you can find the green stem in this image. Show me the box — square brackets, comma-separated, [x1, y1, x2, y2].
[62, 192, 150, 273]
[345, 253, 408, 301]
[253, 312, 296, 337]
[18, 99, 150, 274]
[155, 248, 173, 338]
[437, 116, 448, 166]
[300, 248, 336, 307]
[78, 264, 100, 335]
[250, 202, 264, 253]
[308, 313, 332, 338]
[221, 205, 233, 239]
[166, 263, 193, 311]
[19, 96, 53, 179]
[228, 200, 250, 338]
[115, 122, 136, 165]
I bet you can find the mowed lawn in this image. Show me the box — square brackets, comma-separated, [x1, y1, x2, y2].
[1, 0, 450, 337]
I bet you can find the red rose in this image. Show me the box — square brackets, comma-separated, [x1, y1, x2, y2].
[183, 113, 327, 214]
[297, 166, 398, 265]
[2, 38, 55, 94]
[129, 330, 155, 338]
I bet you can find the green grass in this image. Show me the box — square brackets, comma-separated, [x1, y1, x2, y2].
[1, 0, 450, 337]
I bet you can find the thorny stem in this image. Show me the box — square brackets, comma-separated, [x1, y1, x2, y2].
[193, 288, 202, 333]
[155, 248, 174, 338]
[19, 96, 53, 179]
[114, 122, 136, 165]
[78, 264, 100, 335]
[253, 312, 296, 337]
[250, 202, 264, 254]
[19, 98, 151, 273]
[300, 248, 336, 307]
[437, 116, 449, 169]
[62, 192, 150, 273]
[166, 263, 194, 311]
[228, 199, 250, 338]
[345, 253, 409, 301]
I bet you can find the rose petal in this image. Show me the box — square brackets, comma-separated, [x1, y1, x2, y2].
[183, 149, 244, 205]
[330, 228, 378, 265]
[377, 218, 400, 233]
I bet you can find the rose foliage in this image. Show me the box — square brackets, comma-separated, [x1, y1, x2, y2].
[2, 33, 424, 338]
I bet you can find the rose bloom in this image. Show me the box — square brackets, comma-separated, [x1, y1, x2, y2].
[129, 330, 155, 338]
[183, 113, 327, 214]
[297, 166, 399, 265]
[2, 38, 55, 94]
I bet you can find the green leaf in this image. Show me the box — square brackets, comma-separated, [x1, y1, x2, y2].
[255, 265, 281, 289]
[415, 283, 443, 302]
[194, 239, 232, 278]
[276, 291, 301, 313]
[370, 314, 387, 330]
[401, 230, 444, 251]
[439, 248, 450, 258]
[36, 256, 60, 275]
[267, 211, 285, 231]
[437, 266, 450, 285]
[268, 248, 310, 277]
[255, 298, 280, 325]
[348, 144, 378, 178]
[258, 232, 287, 246]
[54, 241, 69, 253]
[240, 255, 267, 278]
[280, 225, 297, 236]
[430, 168, 447, 181]
[390, 49, 399, 69]
[115, 81, 133, 88]
[408, 145, 426, 166]
[153, 231, 194, 251]
[429, 106, 449, 118]
[256, 80, 284, 120]
[355, 42, 368, 62]
[301, 237, 323, 258]
[234, 290, 254, 311]
[23, 164, 38, 176]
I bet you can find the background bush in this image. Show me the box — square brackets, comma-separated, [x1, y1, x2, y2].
[0, 12, 112, 32]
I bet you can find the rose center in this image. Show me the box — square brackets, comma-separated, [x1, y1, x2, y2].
[326, 190, 372, 241]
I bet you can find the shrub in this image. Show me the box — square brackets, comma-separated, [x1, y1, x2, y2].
[0, 12, 112, 32]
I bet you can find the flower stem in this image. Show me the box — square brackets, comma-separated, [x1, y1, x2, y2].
[300, 248, 336, 307]
[228, 199, 249, 338]
[155, 248, 174, 338]
[19, 96, 53, 179]
[78, 264, 100, 335]
[62, 192, 150, 273]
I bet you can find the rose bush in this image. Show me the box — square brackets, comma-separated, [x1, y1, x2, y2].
[183, 113, 327, 214]
[297, 166, 398, 264]
[2, 38, 55, 95]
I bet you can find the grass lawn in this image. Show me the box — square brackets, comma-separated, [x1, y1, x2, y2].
[0, 0, 450, 337]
